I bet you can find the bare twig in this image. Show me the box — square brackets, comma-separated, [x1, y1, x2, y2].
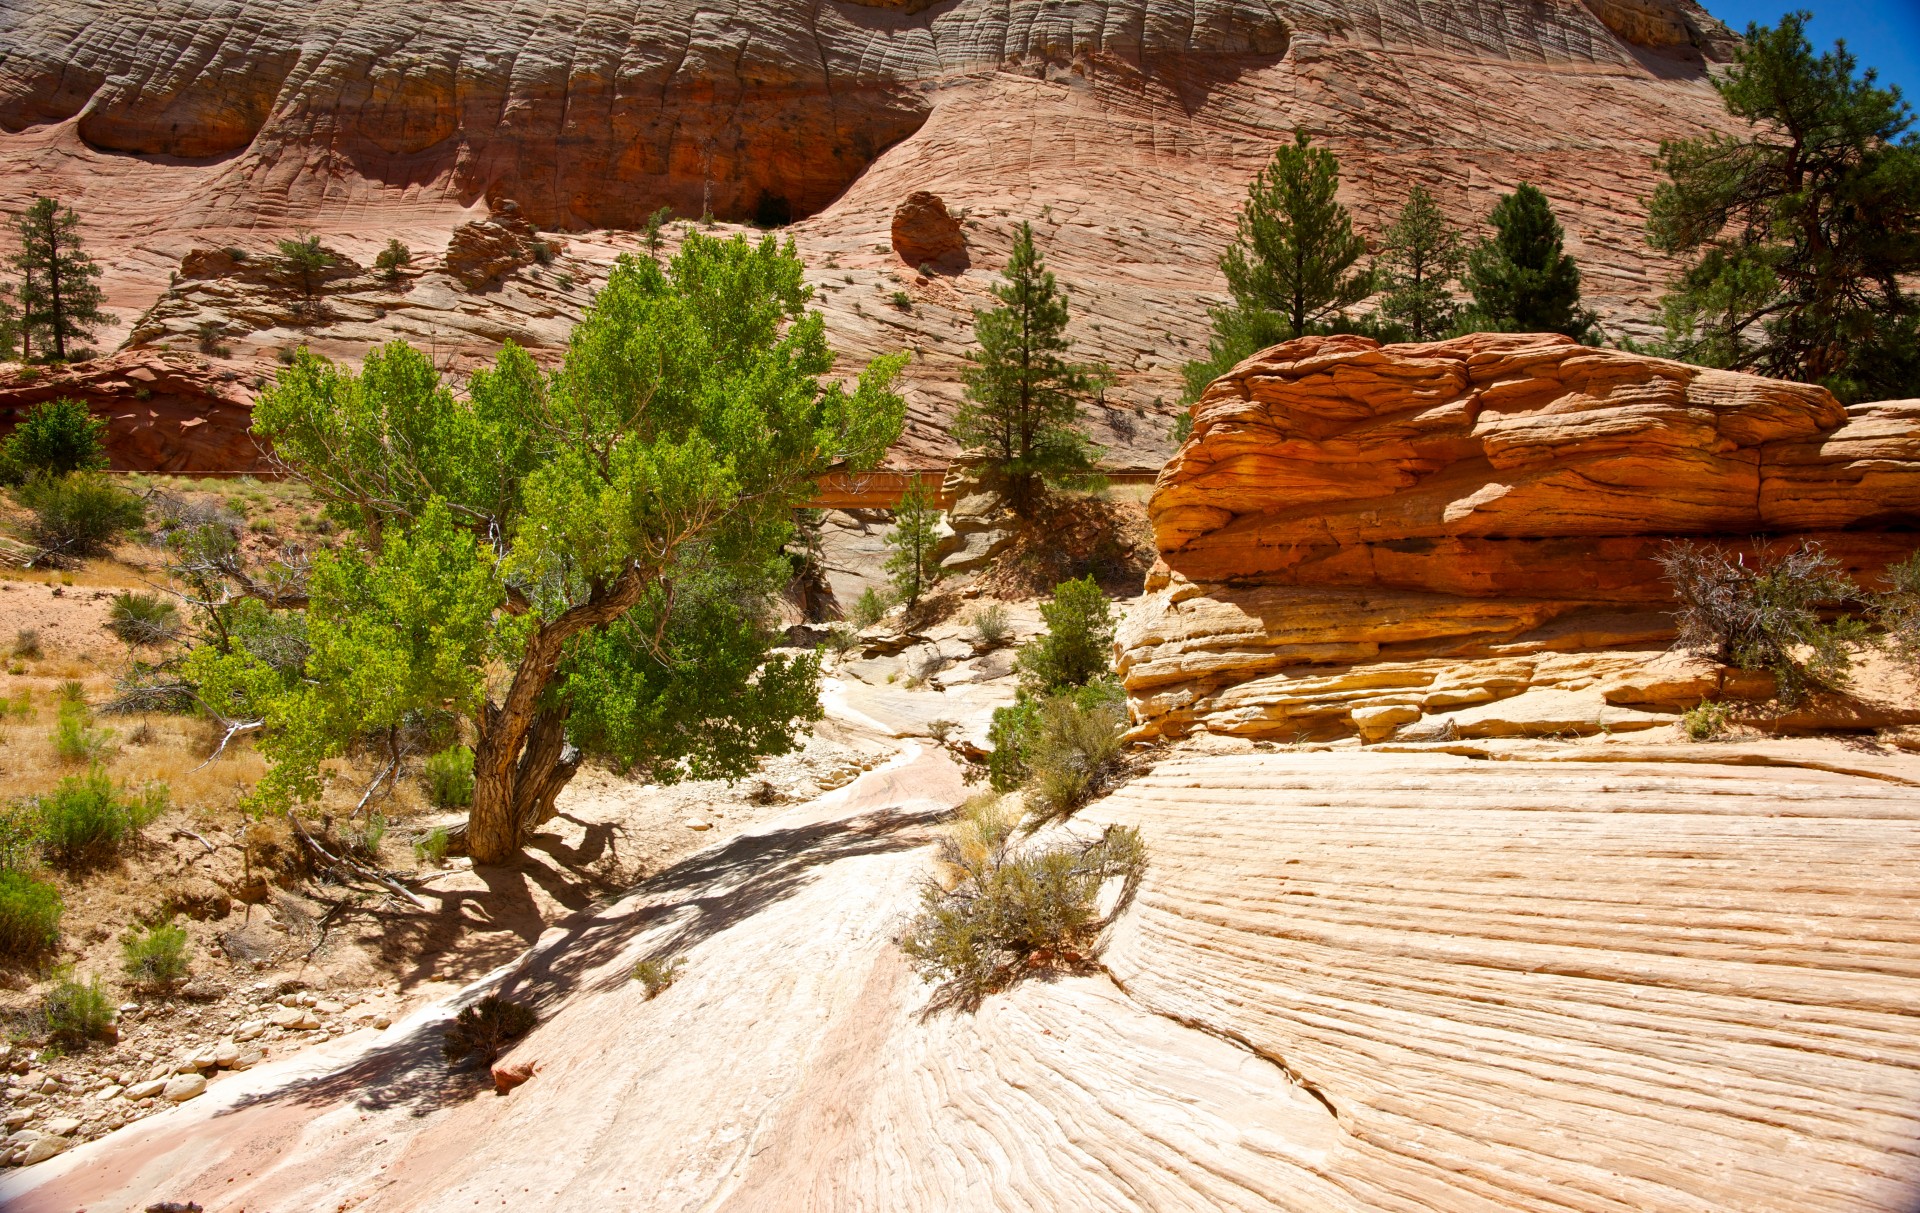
[171, 827, 217, 854]
[287, 810, 430, 910]
[192, 717, 264, 771]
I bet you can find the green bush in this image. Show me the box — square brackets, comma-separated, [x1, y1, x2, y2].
[53, 696, 111, 765]
[413, 825, 450, 867]
[1657, 540, 1866, 705]
[374, 239, 413, 281]
[901, 795, 1145, 1009]
[121, 921, 190, 989]
[0, 869, 62, 959]
[12, 472, 145, 562]
[987, 678, 1124, 796]
[442, 993, 536, 1065]
[631, 956, 682, 999]
[1014, 576, 1114, 694]
[1021, 692, 1128, 824]
[40, 972, 115, 1046]
[346, 811, 387, 860]
[424, 744, 475, 808]
[850, 585, 894, 630]
[969, 602, 1011, 649]
[1681, 700, 1733, 742]
[36, 766, 167, 868]
[0, 398, 108, 485]
[1873, 550, 1920, 676]
[107, 590, 181, 647]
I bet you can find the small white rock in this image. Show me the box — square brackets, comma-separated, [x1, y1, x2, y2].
[94, 1085, 124, 1102]
[124, 1080, 166, 1101]
[314, 999, 344, 1014]
[161, 1073, 207, 1103]
[233, 1021, 266, 1042]
[41, 1117, 80, 1137]
[683, 818, 712, 831]
[20, 1136, 66, 1165]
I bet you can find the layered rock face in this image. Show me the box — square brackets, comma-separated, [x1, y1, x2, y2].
[1121, 333, 1920, 740]
[0, 352, 268, 474]
[0, 0, 1741, 470]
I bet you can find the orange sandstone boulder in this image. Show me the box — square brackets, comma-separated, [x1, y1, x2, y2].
[890, 192, 966, 270]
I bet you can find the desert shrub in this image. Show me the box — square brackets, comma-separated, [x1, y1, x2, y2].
[442, 993, 536, 1065]
[0, 399, 108, 484]
[107, 591, 181, 648]
[1014, 576, 1115, 694]
[1873, 550, 1920, 675]
[195, 319, 228, 356]
[631, 956, 682, 999]
[531, 239, 556, 266]
[1021, 692, 1128, 824]
[851, 585, 894, 630]
[927, 718, 958, 744]
[901, 795, 1145, 1009]
[121, 921, 190, 990]
[424, 743, 476, 808]
[824, 625, 860, 656]
[890, 290, 912, 310]
[36, 766, 167, 868]
[413, 826, 450, 867]
[40, 972, 115, 1046]
[1681, 699, 1733, 741]
[1656, 540, 1865, 705]
[346, 811, 387, 860]
[12, 473, 145, 563]
[53, 696, 112, 765]
[12, 629, 42, 659]
[969, 602, 1011, 649]
[374, 239, 412, 281]
[0, 869, 62, 959]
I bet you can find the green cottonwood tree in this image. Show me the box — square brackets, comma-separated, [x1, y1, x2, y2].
[234, 234, 906, 863]
[954, 222, 1107, 520]
[1376, 187, 1466, 340]
[13, 198, 104, 362]
[1183, 130, 1372, 399]
[1647, 12, 1920, 400]
[884, 478, 942, 608]
[1461, 184, 1596, 340]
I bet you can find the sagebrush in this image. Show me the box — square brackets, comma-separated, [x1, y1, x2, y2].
[443, 993, 537, 1065]
[121, 921, 190, 989]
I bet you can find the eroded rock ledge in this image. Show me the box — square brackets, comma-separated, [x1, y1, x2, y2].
[1121, 333, 1920, 741]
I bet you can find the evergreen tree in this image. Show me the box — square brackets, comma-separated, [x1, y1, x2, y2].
[0, 281, 17, 363]
[1376, 187, 1466, 341]
[12, 198, 104, 363]
[1182, 129, 1371, 399]
[954, 222, 1106, 520]
[276, 232, 336, 308]
[884, 478, 943, 608]
[1647, 12, 1920, 400]
[1462, 184, 1595, 340]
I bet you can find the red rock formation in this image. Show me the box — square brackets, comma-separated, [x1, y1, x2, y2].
[443, 212, 557, 292]
[0, 353, 269, 475]
[890, 192, 966, 270]
[1122, 333, 1920, 740]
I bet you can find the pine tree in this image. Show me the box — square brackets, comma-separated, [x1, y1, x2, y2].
[12, 198, 105, 363]
[1182, 129, 1371, 399]
[1647, 12, 1920, 400]
[884, 478, 943, 608]
[1461, 184, 1595, 340]
[954, 222, 1106, 520]
[276, 232, 336, 309]
[1376, 187, 1466, 341]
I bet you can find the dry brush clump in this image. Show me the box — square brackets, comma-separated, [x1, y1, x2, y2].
[901, 792, 1145, 1011]
[443, 993, 537, 1066]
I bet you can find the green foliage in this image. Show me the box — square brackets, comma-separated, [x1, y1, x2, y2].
[1657, 540, 1866, 705]
[35, 765, 166, 868]
[0, 869, 61, 960]
[631, 955, 682, 999]
[1647, 13, 1919, 400]
[107, 590, 181, 648]
[987, 677, 1124, 795]
[39, 972, 115, 1047]
[53, 696, 111, 765]
[10, 472, 145, 563]
[1021, 691, 1128, 824]
[1462, 184, 1595, 339]
[1681, 700, 1733, 741]
[374, 239, 413, 281]
[424, 744, 476, 808]
[1014, 576, 1115, 695]
[0, 398, 108, 485]
[968, 602, 1011, 649]
[954, 222, 1108, 519]
[247, 234, 905, 860]
[901, 793, 1145, 1010]
[413, 825, 451, 866]
[1376, 187, 1466, 341]
[276, 232, 336, 303]
[851, 585, 894, 630]
[884, 479, 943, 608]
[121, 921, 190, 990]
[442, 993, 536, 1064]
[1872, 550, 1920, 676]
[1184, 130, 1370, 399]
[12, 197, 105, 362]
[643, 205, 674, 259]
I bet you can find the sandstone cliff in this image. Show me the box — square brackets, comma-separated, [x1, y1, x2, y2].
[1121, 333, 1920, 740]
[0, 0, 1739, 469]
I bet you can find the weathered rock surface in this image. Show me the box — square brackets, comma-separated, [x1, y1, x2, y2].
[1123, 334, 1920, 740]
[443, 211, 556, 291]
[0, 0, 1743, 471]
[890, 192, 966, 270]
[0, 351, 268, 474]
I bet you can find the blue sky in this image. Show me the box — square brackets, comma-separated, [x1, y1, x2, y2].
[1701, 1, 1920, 107]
